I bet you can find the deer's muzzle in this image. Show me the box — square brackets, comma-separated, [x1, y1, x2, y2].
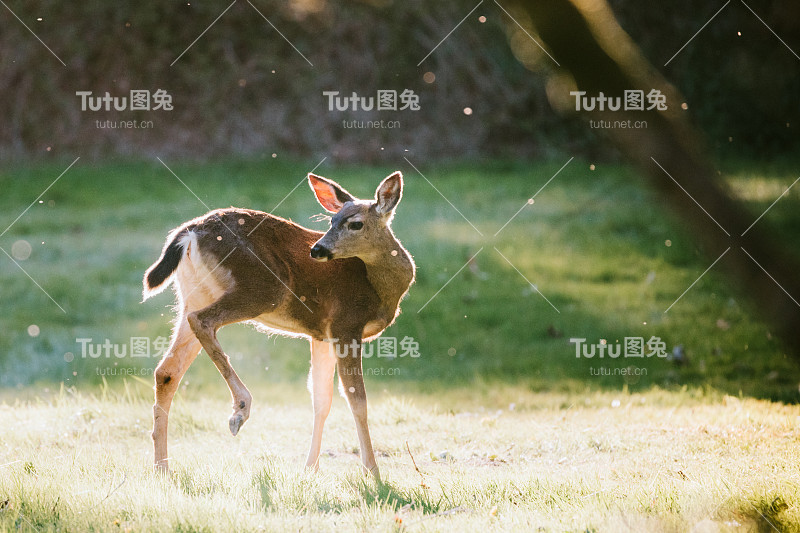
[310, 243, 333, 262]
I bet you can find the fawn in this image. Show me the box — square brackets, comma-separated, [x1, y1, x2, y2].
[143, 171, 415, 480]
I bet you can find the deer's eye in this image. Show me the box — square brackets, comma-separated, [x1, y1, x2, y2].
[348, 221, 364, 231]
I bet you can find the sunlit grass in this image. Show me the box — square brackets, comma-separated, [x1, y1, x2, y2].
[0, 384, 799, 531]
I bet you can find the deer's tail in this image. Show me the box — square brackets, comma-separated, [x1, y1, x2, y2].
[142, 228, 190, 301]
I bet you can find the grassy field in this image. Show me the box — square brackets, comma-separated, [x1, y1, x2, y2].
[1, 157, 799, 531]
[0, 385, 799, 532]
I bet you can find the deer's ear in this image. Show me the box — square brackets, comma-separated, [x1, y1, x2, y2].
[375, 171, 402, 216]
[308, 174, 355, 213]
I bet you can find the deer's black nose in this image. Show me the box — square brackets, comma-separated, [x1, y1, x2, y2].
[310, 244, 332, 261]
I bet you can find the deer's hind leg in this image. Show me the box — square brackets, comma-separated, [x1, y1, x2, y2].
[153, 313, 202, 472]
[187, 289, 275, 436]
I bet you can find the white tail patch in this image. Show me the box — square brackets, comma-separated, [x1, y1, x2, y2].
[175, 232, 235, 311]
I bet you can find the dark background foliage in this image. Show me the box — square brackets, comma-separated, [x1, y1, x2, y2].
[2, 0, 797, 162]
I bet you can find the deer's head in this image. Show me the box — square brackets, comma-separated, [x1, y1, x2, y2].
[308, 172, 403, 263]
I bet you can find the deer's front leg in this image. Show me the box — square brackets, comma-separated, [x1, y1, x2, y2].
[335, 337, 380, 481]
[305, 338, 337, 470]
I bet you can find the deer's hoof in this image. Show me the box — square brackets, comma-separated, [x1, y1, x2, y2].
[229, 413, 245, 436]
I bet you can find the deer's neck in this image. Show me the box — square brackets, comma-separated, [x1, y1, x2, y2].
[361, 237, 415, 318]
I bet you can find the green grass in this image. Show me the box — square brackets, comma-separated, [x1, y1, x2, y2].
[1, 157, 798, 398]
[1, 157, 800, 530]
